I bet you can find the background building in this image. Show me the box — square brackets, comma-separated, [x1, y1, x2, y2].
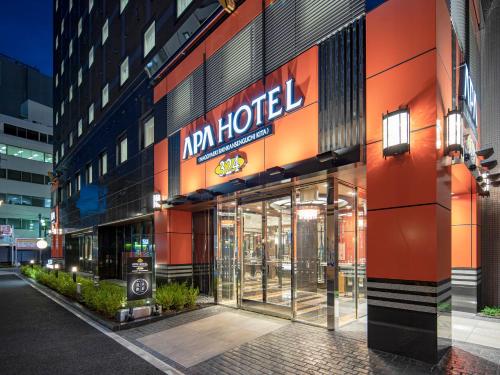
[0, 54, 53, 264]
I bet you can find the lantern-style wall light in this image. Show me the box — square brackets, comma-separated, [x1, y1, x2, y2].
[382, 108, 410, 157]
[153, 192, 162, 210]
[445, 109, 463, 156]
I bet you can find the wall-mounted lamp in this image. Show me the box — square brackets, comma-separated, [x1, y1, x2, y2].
[266, 166, 285, 176]
[382, 108, 410, 157]
[445, 109, 463, 156]
[153, 192, 162, 210]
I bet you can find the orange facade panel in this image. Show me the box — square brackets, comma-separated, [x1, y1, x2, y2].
[367, 204, 449, 282]
[366, 0, 436, 78]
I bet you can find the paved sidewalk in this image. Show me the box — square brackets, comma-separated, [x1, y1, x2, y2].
[118, 305, 500, 374]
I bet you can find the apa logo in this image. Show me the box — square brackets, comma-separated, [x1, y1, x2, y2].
[215, 154, 246, 177]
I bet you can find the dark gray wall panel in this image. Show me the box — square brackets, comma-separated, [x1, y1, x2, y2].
[168, 132, 181, 197]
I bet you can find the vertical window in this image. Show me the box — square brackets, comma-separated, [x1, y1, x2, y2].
[144, 21, 155, 57]
[120, 0, 128, 13]
[78, 18, 82, 37]
[67, 181, 72, 198]
[102, 19, 108, 45]
[60, 101, 65, 116]
[88, 103, 94, 124]
[61, 18, 64, 34]
[86, 163, 93, 184]
[60, 60, 64, 75]
[69, 131, 73, 148]
[118, 136, 128, 164]
[69, 39, 73, 57]
[69, 85, 73, 102]
[177, 0, 193, 17]
[55, 35, 58, 49]
[99, 152, 108, 176]
[55, 0, 58, 11]
[120, 57, 129, 86]
[55, 150, 59, 164]
[102, 84, 109, 108]
[75, 173, 81, 192]
[89, 46, 94, 68]
[78, 119, 83, 137]
[55, 73, 59, 87]
[61, 142, 65, 158]
[89, 0, 94, 12]
[69, 0, 73, 12]
[55, 112, 59, 125]
[78, 68, 82, 86]
[142, 117, 154, 149]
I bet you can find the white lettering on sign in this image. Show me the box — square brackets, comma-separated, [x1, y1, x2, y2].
[460, 64, 478, 131]
[182, 78, 303, 161]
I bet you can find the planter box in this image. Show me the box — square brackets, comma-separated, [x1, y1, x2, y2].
[116, 306, 153, 322]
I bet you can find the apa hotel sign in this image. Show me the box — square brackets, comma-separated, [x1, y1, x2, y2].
[183, 78, 304, 164]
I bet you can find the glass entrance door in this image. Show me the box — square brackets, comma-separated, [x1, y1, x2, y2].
[240, 196, 292, 317]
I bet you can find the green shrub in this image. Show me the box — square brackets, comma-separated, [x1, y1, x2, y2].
[155, 282, 199, 311]
[81, 281, 126, 318]
[482, 306, 500, 317]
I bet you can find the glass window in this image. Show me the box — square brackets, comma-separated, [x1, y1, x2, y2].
[99, 152, 108, 175]
[120, 57, 129, 86]
[0, 169, 6, 179]
[61, 59, 64, 75]
[56, 35, 58, 49]
[89, 46, 94, 68]
[78, 119, 83, 136]
[69, 131, 74, 148]
[61, 18, 64, 34]
[32, 197, 45, 207]
[143, 117, 154, 149]
[0, 144, 6, 154]
[61, 142, 65, 158]
[55, 0, 58, 11]
[32, 173, 45, 185]
[118, 136, 127, 164]
[44, 198, 51, 208]
[27, 130, 38, 141]
[6, 194, 22, 205]
[55, 150, 59, 164]
[120, 0, 128, 13]
[76, 173, 81, 192]
[55, 112, 59, 125]
[61, 100, 65, 116]
[89, 0, 94, 12]
[102, 19, 108, 45]
[22, 195, 32, 206]
[7, 169, 22, 181]
[48, 135, 53, 144]
[8, 218, 21, 229]
[99, 152, 108, 176]
[7, 146, 23, 158]
[55, 73, 59, 87]
[78, 68, 82, 86]
[69, 0, 73, 11]
[4, 124, 17, 136]
[69, 39, 73, 57]
[67, 181, 72, 197]
[40, 133, 47, 143]
[102, 84, 109, 107]
[69, 85, 73, 102]
[17, 128, 26, 138]
[30, 151, 44, 162]
[177, 0, 193, 17]
[89, 103, 94, 124]
[44, 153, 53, 163]
[22, 171, 32, 183]
[86, 163, 93, 184]
[144, 21, 155, 57]
[78, 18, 82, 37]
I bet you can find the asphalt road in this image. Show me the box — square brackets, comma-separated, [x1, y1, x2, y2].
[0, 273, 164, 375]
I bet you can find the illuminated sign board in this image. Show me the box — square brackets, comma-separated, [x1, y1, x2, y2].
[183, 78, 304, 164]
[459, 64, 478, 134]
[215, 154, 246, 177]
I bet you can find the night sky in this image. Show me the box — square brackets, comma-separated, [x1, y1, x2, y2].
[0, 0, 53, 77]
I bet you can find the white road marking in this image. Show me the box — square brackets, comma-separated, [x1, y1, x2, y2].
[22, 276, 184, 375]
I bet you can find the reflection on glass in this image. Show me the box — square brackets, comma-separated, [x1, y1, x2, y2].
[294, 183, 327, 326]
[217, 201, 237, 306]
[241, 201, 263, 305]
[357, 189, 367, 318]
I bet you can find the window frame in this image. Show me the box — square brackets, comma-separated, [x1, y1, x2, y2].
[117, 135, 128, 165]
[120, 57, 129, 86]
[143, 21, 156, 58]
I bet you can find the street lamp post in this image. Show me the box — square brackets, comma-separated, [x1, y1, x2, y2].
[38, 213, 42, 265]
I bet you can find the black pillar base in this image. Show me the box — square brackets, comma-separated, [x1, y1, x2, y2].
[368, 305, 451, 363]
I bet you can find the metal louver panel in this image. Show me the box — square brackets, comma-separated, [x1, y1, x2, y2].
[319, 17, 365, 153]
[451, 0, 467, 52]
[295, 0, 364, 53]
[265, 0, 296, 74]
[168, 132, 181, 198]
[468, 5, 481, 101]
[206, 14, 263, 111]
[154, 94, 168, 141]
[166, 65, 204, 136]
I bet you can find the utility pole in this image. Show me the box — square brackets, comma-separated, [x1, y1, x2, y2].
[38, 213, 42, 264]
